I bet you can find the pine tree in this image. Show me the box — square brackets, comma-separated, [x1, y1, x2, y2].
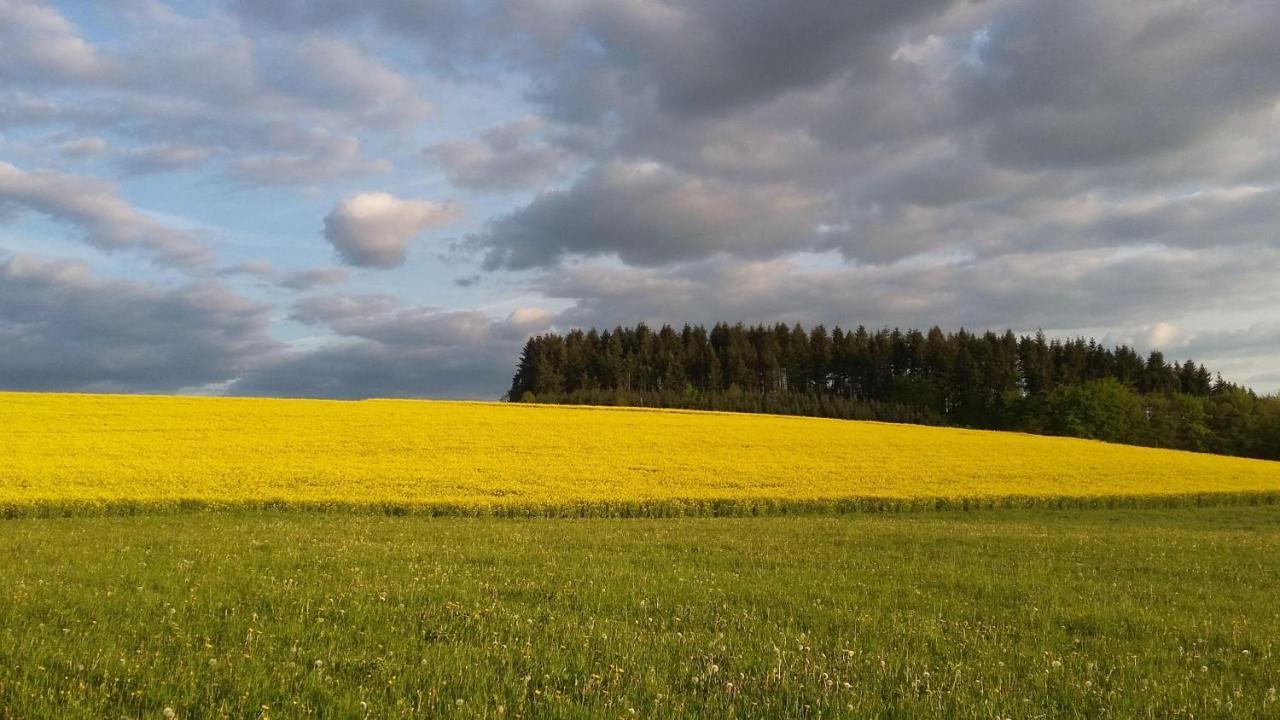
[504, 322, 1274, 460]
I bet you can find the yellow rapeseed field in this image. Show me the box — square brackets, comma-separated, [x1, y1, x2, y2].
[2, 391, 1279, 515]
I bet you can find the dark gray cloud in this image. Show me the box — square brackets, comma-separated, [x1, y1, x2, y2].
[0, 250, 544, 399]
[229, 341, 516, 399]
[0, 253, 280, 392]
[231, 294, 553, 398]
[518, 0, 957, 120]
[469, 160, 823, 269]
[958, 0, 1280, 170]
[462, 0, 1280, 269]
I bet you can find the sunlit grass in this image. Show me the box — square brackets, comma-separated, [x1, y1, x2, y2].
[1, 506, 1277, 718]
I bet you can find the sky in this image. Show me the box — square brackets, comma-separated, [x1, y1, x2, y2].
[1, 0, 1278, 399]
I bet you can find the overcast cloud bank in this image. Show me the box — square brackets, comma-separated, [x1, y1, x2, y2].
[1, 0, 1278, 397]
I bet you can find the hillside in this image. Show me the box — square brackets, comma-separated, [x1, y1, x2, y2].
[3, 391, 1278, 516]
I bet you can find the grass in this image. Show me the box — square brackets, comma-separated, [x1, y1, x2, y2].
[4, 392, 1280, 516]
[2, 506, 1278, 718]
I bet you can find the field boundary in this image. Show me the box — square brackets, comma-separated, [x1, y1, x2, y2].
[4, 490, 1279, 519]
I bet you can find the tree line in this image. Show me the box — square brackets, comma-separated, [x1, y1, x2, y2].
[508, 323, 1280, 461]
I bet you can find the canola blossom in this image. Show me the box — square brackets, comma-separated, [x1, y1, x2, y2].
[2, 392, 1279, 515]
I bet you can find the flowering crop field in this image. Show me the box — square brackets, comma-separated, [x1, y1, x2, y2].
[3, 391, 1280, 516]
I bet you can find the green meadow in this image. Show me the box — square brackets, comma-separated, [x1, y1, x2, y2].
[2, 506, 1278, 718]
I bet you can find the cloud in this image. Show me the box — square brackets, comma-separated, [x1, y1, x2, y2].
[217, 260, 275, 279]
[425, 116, 566, 191]
[0, 252, 548, 399]
[289, 293, 547, 346]
[229, 0, 485, 70]
[229, 341, 513, 399]
[231, 292, 553, 398]
[117, 143, 213, 175]
[0, 161, 212, 268]
[957, 0, 1280, 170]
[0, 253, 280, 392]
[268, 36, 432, 129]
[0, 0, 102, 84]
[276, 267, 349, 291]
[230, 131, 390, 186]
[230, 0, 467, 38]
[218, 262, 349, 291]
[539, 244, 1280, 338]
[469, 160, 822, 270]
[6, 0, 1280, 398]
[67, 6, 431, 130]
[456, 0, 1280, 269]
[2, 2, 428, 187]
[59, 136, 109, 159]
[324, 192, 461, 268]
[1129, 322, 1280, 392]
[514, 0, 958, 121]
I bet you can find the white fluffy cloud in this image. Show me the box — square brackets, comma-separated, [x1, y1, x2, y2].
[323, 192, 460, 268]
